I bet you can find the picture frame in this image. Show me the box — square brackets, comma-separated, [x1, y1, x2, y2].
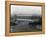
[5, 1, 45, 36]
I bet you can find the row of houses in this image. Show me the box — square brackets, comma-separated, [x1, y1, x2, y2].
[11, 14, 42, 25]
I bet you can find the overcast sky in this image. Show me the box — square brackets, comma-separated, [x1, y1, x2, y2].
[11, 5, 41, 16]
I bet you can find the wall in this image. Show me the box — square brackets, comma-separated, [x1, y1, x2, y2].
[0, 0, 46, 37]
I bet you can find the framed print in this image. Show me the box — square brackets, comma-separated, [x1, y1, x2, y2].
[5, 1, 45, 36]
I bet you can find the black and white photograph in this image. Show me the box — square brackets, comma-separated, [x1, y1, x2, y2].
[10, 5, 42, 32]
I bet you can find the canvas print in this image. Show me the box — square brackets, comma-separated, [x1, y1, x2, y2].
[10, 5, 42, 32]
